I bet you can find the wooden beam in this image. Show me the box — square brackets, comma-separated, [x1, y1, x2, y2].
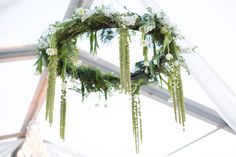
[0, 44, 36, 63]
[0, 132, 25, 141]
[20, 70, 48, 133]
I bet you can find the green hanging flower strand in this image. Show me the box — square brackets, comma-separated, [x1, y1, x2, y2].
[119, 28, 131, 94]
[60, 82, 67, 139]
[168, 66, 185, 127]
[45, 53, 58, 125]
[131, 90, 143, 153]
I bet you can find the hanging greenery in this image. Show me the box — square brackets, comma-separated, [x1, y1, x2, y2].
[35, 5, 195, 153]
[119, 28, 131, 94]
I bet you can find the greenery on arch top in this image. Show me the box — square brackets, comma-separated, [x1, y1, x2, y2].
[35, 5, 194, 153]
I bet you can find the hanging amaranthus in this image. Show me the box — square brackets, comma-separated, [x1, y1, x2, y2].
[131, 92, 142, 153]
[60, 81, 67, 139]
[45, 53, 58, 125]
[90, 31, 99, 54]
[168, 66, 185, 127]
[60, 54, 67, 139]
[141, 29, 149, 65]
[119, 28, 131, 94]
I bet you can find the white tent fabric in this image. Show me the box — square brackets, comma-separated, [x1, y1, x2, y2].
[46, 142, 85, 157]
[0, 139, 23, 157]
[183, 53, 236, 132]
[0, 139, 85, 157]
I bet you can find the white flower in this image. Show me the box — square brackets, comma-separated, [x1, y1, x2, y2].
[81, 13, 91, 22]
[140, 24, 155, 34]
[38, 26, 57, 49]
[144, 61, 149, 66]
[46, 48, 57, 56]
[76, 8, 85, 15]
[144, 68, 149, 74]
[103, 8, 117, 17]
[140, 39, 149, 47]
[153, 59, 158, 65]
[139, 26, 143, 32]
[160, 16, 172, 27]
[174, 60, 179, 66]
[75, 8, 93, 22]
[121, 14, 138, 26]
[160, 26, 168, 34]
[165, 53, 173, 60]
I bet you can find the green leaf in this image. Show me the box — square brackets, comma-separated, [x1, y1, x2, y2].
[149, 61, 155, 76]
[163, 31, 172, 52]
[90, 32, 94, 53]
[35, 54, 43, 73]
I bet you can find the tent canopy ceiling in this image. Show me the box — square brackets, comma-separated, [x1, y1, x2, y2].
[0, 0, 236, 156]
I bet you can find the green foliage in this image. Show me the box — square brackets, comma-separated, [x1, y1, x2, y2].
[35, 6, 191, 153]
[60, 86, 67, 139]
[89, 31, 99, 54]
[168, 66, 185, 127]
[119, 28, 131, 94]
[45, 55, 58, 125]
[71, 65, 120, 100]
[131, 82, 143, 153]
[99, 28, 117, 43]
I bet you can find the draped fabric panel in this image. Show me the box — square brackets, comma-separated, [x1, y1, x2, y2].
[46, 142, 85, 157]
[183, 53, 236, 132]
[0, 139, 84, 157]
[0, 139, 23, 157]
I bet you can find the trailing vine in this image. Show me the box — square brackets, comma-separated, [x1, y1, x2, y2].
[35, 6, 195, 153]
[119, 28, 131, 94]
[45, 54, 58, 125]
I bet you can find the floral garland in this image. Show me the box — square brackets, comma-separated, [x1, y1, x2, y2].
[36, 5, 194, 153]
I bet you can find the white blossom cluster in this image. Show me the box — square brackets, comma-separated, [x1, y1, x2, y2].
[120, 14, 139, 26]
[74, 8, 94, 22]
[17, 122, 49, 157]
[139, 24, 156, 34]
[74, 6, 118, 22]
[165, 53, 173, 60]
[38, 25, 57, 49]
[46, 48, 57, 56]
[74, 6, 138, 26]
